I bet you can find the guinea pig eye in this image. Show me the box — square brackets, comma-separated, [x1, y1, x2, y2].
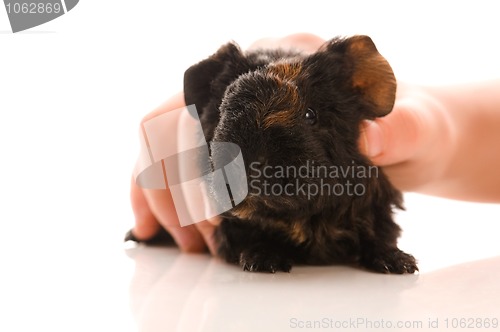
[304, 108, 317, 125]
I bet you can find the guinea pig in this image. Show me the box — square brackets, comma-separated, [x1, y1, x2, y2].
[182, 35, 418, 274]
[132, 35, 417, 274]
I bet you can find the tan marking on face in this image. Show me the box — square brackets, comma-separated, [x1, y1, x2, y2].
[262, 109, 296, 129]
[268, 62, 302, 82]
[261, 62, 302, 129]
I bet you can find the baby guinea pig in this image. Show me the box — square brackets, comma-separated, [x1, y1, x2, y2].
[183, 35, 417, 274]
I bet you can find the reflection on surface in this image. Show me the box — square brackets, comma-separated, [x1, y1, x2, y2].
[126, 246, 500, 332]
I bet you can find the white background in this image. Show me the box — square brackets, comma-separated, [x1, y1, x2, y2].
[1, 1, 500, 331]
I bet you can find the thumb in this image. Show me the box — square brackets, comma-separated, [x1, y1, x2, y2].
[359, 100, 426, 166]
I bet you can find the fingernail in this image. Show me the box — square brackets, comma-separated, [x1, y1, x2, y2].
[124, 229, 138, 242]
[362, 120, 384, 158]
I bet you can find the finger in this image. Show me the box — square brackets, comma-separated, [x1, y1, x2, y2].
[138, 90, 185, 228]
[141, 188, 179, 226]
[136, 92, 208, 252]
[134, 160, 211, 252]
[130, 177, 161, 240]
[163, 224, 207, 253]
[140, 186, 208, 252]
[194, 220, 218, 255]
[247, 37, 279, 50]
[359, 100, 427, 166]
[279, 33, 326, 53]
[248, 33, 325, 54]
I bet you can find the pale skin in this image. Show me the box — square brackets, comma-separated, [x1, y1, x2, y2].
[129, 33, 500, 254]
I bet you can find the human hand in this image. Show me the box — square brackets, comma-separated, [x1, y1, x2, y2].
[359, 82, 455, 193]
[129, 92, 221, 254]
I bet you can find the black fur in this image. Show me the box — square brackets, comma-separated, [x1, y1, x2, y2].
[183, 35, 417, 274]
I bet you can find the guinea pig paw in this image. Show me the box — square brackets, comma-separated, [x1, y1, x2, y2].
[239, 248, 293, 273]
[362, 249, 418, 274]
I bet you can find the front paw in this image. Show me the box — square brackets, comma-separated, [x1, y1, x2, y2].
[239, 247, 293, 273]
[361, 249, 418, 274]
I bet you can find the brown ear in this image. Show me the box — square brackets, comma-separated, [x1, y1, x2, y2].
[344, 35, 396, 117]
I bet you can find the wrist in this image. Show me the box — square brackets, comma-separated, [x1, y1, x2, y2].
[420, 81, 500, 202]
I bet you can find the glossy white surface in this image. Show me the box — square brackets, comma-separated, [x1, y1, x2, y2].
[127, 248, 500, 332]
[2, 194, 499, 332]
[1, 1, 500, 331]
[124, 193, 500, 332]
